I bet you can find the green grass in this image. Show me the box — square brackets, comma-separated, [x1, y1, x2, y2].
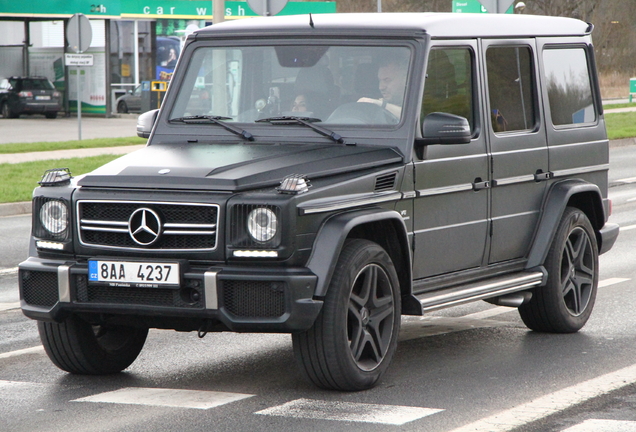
[0, 155, 120, 203]
[604, 102, 636, 110]
[605, 111, 636, 140]
[0, 136, 146, 154]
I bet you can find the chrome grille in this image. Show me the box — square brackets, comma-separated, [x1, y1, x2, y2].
[77, 200, 219, 251]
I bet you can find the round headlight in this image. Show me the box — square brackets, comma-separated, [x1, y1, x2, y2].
[247, 208, 278, 243]
[40, 200, 68, 235]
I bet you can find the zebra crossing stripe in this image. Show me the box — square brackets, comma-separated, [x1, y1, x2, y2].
[448, 362, 636, 432]
[72, 387, 254, 410]
[255, 398, 443, 425]
[562, 419, 636, 432]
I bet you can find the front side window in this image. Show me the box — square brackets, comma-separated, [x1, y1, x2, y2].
[421, 47, 474, 131]
[486, 46, 536, 133]
[543, 47, 595, 126]
[169, 44, 411, 126]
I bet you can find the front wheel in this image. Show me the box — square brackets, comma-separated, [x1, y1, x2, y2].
[117, 101, 128, 113]
[38, 315, 148, 374]
[293, 239, 401, 391]
[519, 207, 599, 333]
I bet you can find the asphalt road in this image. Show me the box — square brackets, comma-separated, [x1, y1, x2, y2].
[0, 143, 635, 432]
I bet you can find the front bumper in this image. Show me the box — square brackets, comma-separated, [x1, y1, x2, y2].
[19, 257, 322, 333]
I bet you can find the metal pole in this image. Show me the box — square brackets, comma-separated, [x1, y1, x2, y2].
[377, 0, 382, 13]
[214, 0, 225, 23]
[76, 18, 82, 141]
[133, 20, 139, 86]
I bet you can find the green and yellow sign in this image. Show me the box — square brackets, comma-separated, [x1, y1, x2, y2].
[0, 0, 336, 20]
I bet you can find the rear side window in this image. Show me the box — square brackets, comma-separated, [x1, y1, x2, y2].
[486, 46, 535, 133]
[543, 47, 595, 126]
[421, 47, 474, 131]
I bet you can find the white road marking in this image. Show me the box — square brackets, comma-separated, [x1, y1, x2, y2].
[255, 398, 443, 425]
[0, 302, 20, 311]
[615, 177, 636, 184]
[599, 278, 631, 288]
[620, 223, 636, 231]
[0, 267, 18, 276]
[448, 362, 636, 432]
[0, 346, 44, 360]
[562, 419, 636, 432]
[462, 307, 513, 320]
[72, 387, 254, 410]
[400, 316, 512, 341]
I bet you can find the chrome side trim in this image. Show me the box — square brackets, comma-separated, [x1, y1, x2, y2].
[493, 174, 536, 186]
[417, 272, 544, 313]
[204, 271, 218, 310]
[416, 183, 473, 197]
[552, 164, 609, 178]
[299, 192, 402, 215]
[401, 191, 417, 199]
[58, 265, 71, 303]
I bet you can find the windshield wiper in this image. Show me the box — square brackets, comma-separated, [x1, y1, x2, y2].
[170, 115, 254, 141]
[256, 116, 344, 144]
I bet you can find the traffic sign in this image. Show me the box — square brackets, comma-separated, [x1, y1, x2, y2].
[477, 0, 515, 13]
[67, 13, 92, 53]
[246, 0, 288, 16]
[64, 53, 94, 66]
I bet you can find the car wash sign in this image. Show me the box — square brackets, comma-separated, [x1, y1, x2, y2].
[0, 0, 335, 20]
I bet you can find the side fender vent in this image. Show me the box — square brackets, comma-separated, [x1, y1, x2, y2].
[374, 172, 397, 192]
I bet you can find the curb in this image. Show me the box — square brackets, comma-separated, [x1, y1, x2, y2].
[0, 201, 32, 218]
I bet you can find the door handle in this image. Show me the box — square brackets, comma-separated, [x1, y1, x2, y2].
[472, 178, 490, 191]
[534, 171, 553, 181]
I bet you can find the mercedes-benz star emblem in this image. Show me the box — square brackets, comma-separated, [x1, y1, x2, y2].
[128, 208, 162, 246]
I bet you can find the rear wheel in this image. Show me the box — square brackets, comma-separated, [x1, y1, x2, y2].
[45, 112, 58, 119]
[293, 239, 401, 391]
[38, 315, 148, 374]
[1, 102, 17, 118]
[519, 207, 598, 333]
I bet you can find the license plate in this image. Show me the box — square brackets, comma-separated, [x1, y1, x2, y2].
[35, 95, 51, 100]
[88, 260, 180, 288]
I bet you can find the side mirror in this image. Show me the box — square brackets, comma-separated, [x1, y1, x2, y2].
[418, 112, 471, 146]
[136, 109, 159, 138]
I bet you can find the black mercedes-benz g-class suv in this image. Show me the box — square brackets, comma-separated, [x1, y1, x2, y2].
[20, 13, 619, 391]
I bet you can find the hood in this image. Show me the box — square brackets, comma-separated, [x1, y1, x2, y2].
[77, 142, 404, 191]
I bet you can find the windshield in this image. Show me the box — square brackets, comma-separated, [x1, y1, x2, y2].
[169, 44, 411, 126]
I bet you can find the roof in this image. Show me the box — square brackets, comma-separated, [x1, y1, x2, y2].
[195, 13, 591, 39]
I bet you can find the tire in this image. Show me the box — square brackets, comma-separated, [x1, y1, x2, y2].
[45, 112, 58, 119]
[293, 239, 401, 391]
[2, 102, 17, 119]
[519, 207, 599, 333]
[117, 101, 128, 114]
[37, 315, 148, 374]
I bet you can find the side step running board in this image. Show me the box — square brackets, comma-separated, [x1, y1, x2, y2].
[415, 270, 546, 313]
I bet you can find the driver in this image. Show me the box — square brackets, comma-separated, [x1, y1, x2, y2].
[357, 58, 408, 118]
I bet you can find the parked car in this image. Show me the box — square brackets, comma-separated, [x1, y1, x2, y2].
[115, 85, 142, 113]
[0, 76, 61, 119]
[20, 13, 619, 391]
